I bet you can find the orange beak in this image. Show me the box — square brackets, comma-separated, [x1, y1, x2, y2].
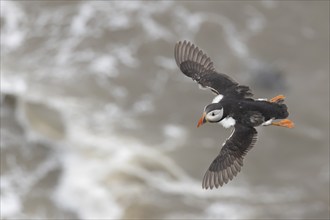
[197, 112, 207, 128]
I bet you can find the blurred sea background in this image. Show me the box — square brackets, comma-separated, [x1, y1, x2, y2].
[1, 1, 329, 219]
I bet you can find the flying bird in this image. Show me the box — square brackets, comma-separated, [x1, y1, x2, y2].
[174, 40, 294, 189]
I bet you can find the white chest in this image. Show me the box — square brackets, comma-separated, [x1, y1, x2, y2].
[219, 117, 236, 128]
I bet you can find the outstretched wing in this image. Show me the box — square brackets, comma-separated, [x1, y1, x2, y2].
[202, 124, 257, 189]
[174, 40, 252, 98]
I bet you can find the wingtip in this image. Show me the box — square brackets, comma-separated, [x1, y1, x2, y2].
[174, 40, 215, 72]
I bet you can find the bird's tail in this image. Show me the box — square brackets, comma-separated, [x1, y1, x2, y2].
[277, 102, 289, 119]
[269, 94, 289, 119]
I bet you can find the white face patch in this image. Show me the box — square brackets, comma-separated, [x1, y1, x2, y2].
[257, 98, 267, 101]
[219, 117, 236, 128]
[206, 109, 223, 122]
[212, 94, 224, 103]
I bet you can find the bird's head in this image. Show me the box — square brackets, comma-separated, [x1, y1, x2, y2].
[197, 103, 224, 127]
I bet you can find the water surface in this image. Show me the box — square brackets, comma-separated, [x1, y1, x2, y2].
[1, 1, 329, 219]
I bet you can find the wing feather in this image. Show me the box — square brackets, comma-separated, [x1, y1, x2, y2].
[202, 124, 257, 189]
[175, 40, 253, 97]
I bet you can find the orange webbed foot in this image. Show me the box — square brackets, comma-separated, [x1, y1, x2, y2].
[269, 94, 286, 103]
[271, 119, 294, 128]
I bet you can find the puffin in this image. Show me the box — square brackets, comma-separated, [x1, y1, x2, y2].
[174, 40, 294, 189]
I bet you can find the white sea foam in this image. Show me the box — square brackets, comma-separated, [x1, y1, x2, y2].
[0, 176, 22, 218]
[53, 152, 123, 219]
[0, 2, 264, 217]
[89, 55, 119, 77]
[0, 1, 26, 51]
[161, 124, 188, 151]
[0, 75, 27, 95]
[206, 202, 253, 219]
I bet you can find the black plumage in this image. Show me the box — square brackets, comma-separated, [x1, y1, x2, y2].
[203, 124, 257, 189]
[174, 40, 253, 98]
[174, 40, 294, 189]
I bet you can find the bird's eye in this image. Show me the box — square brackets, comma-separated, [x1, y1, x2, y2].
[211, 112, 215, 116]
